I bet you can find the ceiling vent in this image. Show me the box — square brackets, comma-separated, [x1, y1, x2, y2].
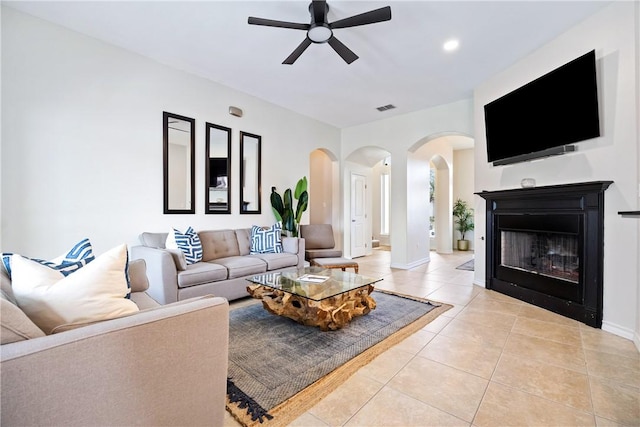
[376, 104, 396, 112]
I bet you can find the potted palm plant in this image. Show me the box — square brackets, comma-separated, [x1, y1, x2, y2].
[270, 177, 308, 237]
[452, 199, 474, 251]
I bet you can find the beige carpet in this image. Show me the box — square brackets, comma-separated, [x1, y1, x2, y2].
[226, 291, 451, 427]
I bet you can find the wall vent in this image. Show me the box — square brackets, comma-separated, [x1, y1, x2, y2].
[376, 104, 396, 112]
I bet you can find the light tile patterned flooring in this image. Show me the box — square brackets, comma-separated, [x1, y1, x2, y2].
[225, 249, 639, 426]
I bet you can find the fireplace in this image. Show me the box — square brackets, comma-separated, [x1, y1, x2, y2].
[478, 181, 612, 327]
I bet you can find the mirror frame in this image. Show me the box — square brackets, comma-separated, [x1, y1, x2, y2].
[163, 111, 195, 214]
[239, 131, 262, 214]
[205, 122, 232, 214]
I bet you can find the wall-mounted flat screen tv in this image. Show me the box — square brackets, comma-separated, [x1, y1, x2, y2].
[209, 158, 228, 187]
[484, 50, 600, 166]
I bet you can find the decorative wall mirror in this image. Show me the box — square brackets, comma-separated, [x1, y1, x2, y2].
[240, 131, 262, 214]
[205, 122, 232, 214]
[163, 112, 195, 214]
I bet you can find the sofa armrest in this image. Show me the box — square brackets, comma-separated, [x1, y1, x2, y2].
[1, 296, 229, 427]
[130, 245, 179, 304]
[282, 237, 305, 269]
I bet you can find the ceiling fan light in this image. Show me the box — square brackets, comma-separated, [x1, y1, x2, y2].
[308, 24, 332, 43]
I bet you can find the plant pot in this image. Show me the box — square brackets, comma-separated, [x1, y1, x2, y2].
[457, 240, 470, 251]
[282, 229, 295, 238]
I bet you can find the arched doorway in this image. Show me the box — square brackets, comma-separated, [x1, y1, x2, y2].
[430, 154, 453, 254]
[343, 146, 392, 258]
[409, 133, 474, 256]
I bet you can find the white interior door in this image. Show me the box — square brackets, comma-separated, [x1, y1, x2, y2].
[351, 173, 367, 258]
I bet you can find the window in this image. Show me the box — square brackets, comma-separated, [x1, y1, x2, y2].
[381, 173, 390, 235]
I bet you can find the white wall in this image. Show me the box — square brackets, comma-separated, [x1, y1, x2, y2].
[309, 150, 334, 225]
[406, 153, 431, 264]
[474, 2, 639, 339]
[453, 148, 475, 250]
[636, 0, 640, 352]
[1, 7, 340, 257]
[341, 100, 474, 268]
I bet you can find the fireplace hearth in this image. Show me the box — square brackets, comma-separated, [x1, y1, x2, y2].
[478, 181, 612, 327]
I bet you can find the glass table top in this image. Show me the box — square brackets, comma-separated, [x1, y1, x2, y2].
[247, 267, 382, 301]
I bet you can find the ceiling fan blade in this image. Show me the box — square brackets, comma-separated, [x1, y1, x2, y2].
[283, 38, 313, 65]
[248, 17, 309, 30]
[327, 36, 358, 64]
[311, 0, 327, 24]
[330, 6, 392, 29]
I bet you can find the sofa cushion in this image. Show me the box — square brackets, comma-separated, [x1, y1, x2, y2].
[129, 291, 160, 311]
[250, 223, 283, 254]
[128, 259, 149, 293]
[139, 232, 168, 249]
[1, 266, 17, 305]
[199, 230, 240, 262]
[249, 253, 298, 271]
[213, 256, 266, 279]
[2, 238, 95, 278]
[306, 248, 343, 259]
[235, 229, 251, 256]
[177, 262, 228, 288]
[166, 227, 203, 265]
[1, 296, 45, 344]
[11, 244, 139, 335]
[167, 249, 187, 271]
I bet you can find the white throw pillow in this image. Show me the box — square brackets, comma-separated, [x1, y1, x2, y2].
[11, 244, 139, 335]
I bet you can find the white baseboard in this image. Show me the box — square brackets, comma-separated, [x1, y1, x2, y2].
[473, 279, 487, 288]
[390, 256, 430, 270]
[601, 321, 635, 341]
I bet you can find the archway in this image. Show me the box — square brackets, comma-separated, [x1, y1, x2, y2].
[430, 154, 452, 254]
[409, 133, 474, 255]
[343, 146, 392, 258]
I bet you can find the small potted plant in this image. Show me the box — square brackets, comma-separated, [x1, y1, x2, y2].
[452, 199, 474, 251]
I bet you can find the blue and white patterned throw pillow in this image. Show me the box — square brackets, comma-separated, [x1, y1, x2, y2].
[2, 238, 95, 279]
[166, 227, 203, 265]
[250, 223, 283, 254]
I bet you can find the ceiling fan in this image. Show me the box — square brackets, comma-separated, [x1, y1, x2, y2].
[248, 1, 392, 65]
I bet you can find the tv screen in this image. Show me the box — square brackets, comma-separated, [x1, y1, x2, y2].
[209, 158, 228, 187]
[484, 50, 600, 165]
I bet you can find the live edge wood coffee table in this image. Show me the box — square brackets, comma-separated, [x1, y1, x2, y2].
[246, 268, 382, 331]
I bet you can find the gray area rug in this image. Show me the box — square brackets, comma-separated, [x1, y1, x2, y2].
[226, 291, 442, 426]
[456, 258, 475, 271]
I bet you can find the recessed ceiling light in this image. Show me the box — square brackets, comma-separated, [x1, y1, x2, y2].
[443, 39, 459, 52]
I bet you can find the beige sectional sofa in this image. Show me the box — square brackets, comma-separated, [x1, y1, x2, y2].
[1, 259, 230, 426]
[131, 228, 305, 304]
